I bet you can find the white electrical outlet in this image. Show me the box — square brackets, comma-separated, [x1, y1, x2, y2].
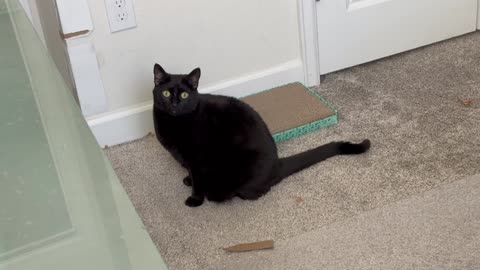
[114, 0, 126, 8]
[104, 0, 136, 33]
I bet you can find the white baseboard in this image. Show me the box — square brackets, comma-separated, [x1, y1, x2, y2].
[87, 59, 304, 147]
[87, 101, 154, 148]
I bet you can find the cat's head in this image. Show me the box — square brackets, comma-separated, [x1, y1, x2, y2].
[152, 64, 201, 116]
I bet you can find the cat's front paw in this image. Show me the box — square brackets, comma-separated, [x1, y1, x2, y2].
[183, 176, 192, 186]
[185, 196, 204, 207]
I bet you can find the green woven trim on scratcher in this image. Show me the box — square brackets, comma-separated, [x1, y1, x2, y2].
[241, 82, 338, 143]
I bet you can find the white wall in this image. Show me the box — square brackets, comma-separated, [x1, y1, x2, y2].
[53, 0, 305, 146]
[84, 0, 302, 111]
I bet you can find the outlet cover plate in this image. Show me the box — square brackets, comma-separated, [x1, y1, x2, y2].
[104, 0, 137, 33]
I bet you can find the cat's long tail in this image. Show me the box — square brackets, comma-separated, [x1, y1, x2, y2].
[274, 139, 371, 183]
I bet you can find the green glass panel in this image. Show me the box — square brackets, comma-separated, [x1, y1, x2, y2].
[0, 1, 167, 269]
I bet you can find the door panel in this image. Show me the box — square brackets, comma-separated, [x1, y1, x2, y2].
[317, 0, 478, 74]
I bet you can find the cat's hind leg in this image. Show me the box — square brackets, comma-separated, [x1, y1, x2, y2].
[206, 192, 235, 202]
[235, 188, 269, 200]
[185, 194, 204, 207]
[235, 163, 276, 200]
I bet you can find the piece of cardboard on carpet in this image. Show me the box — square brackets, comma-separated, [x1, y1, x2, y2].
[224, 240, 274, 252]
[241, 82, 337, 143]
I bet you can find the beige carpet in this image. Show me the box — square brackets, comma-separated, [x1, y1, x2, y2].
[221, 174, 480, 270]
[105, 32, 480, 269]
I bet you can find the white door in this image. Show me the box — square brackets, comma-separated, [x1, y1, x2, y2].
[317, 0, 478, 74]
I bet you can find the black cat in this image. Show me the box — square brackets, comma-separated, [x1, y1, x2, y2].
[152, 64, 370, 207]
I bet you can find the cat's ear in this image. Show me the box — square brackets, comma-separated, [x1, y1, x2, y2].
[185, 68, 201, 89]
[154, 63, 169, 86]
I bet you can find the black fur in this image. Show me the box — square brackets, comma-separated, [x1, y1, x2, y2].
[152, 64, 371, 207]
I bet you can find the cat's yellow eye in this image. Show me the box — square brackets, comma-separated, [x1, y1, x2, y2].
[162, 90, 171, 97]
[181, 92, 189, 99]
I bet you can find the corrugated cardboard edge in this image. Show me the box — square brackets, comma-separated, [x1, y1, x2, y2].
[55, 0, 93, 38]
[61, 29, 90, 40]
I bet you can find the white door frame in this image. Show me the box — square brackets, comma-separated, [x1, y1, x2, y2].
[297, 0, 321, 87]
[478, 0, 480, 29]
[298, 0, 480, 84]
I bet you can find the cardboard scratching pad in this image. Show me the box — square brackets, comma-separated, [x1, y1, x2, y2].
[241, 82, 338, 143]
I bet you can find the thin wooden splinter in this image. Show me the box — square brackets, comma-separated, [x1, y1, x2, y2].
[223, 240, 274, 252]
